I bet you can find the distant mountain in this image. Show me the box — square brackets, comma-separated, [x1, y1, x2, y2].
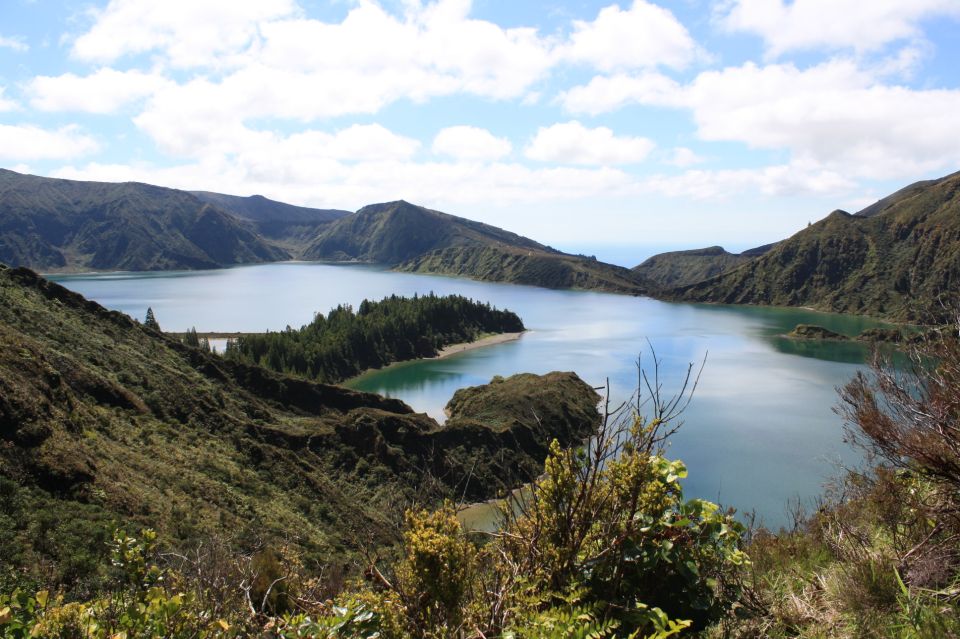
[306, 200, 654, 294]
[191, 191, 350, 253]
[398, 245, 651, 294]
[0, 169, 287, 271]
[304, 200, 549, 263]
[0, 264, 600, 583]
[631, 244, 776, 289]
[674, 171, 960, 321]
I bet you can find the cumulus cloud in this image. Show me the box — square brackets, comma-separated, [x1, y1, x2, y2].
[71, 0, 298, 67]
[52, 158, 635, 210]
[0, 124, 99, 161]
[685, 60, 960, 179]
[666, 147, 704, 167]
[29, 68, 171, 113]
[561, 0, 698, 71]
[563, 59, 960, 179]
[526, 121, 655, 166]
[642, 160, 856, 200]
[0, 35, 28, 52]
[0, 87, 18, 112]
[718, 0, 960, 57]
[432, 126, 511, 161]
[559, 71, 682, 115]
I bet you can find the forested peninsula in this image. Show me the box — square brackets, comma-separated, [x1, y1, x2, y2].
[223, 293, 524, 384]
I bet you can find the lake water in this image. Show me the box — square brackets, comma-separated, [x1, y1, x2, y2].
[50, 262, 885, 529]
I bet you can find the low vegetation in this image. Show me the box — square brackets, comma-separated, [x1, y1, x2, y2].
[1, 360, 750, 638]
[4, 262, 960, 637]
[224, 293, 524, 384]
[0, 266, 597, 600]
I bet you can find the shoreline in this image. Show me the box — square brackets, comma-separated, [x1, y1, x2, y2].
[343, 331, 525, 387]
[434, 331, 524, 359]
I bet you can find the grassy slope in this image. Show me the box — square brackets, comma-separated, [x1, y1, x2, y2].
[673, 172, 960, 321]
[0, 169, 288, 272]
[0, 265, 600, 586]
[631, 246, 757, 289]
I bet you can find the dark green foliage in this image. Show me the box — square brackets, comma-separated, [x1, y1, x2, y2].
[182, 327, 211, 352]
[674, 170, 960, 321]
[0, 169, 287, 271]
[225, 293, 524, 383]
[786, 324, 849, 340]
[144, 307, 160, 331]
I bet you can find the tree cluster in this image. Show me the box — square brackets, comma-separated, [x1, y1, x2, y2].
[224, 293, 524, 384]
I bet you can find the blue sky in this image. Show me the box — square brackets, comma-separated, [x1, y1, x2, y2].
[2, 0, 959, 264]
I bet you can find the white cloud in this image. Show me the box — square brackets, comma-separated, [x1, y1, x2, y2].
[525, 121, 655, 166]
[29, 68, 171, 113]
[277, 124, 421, 162]
[0, 124, 99, 161]
[52, 158, 635, 210]
[718, 0, 960, 57]
[71, 0, 298, 67]
[643, 160, 856, 199]
[0, 87, 18, 112]
[564, 59, 960, 179]
[684, 60, 960, 179]
[667, 147, 704, 167]
[560, 71, 682, 115]
[562, 0, 698, 71]
[432, 126, 511, 161]
[0, 35, 28, 52]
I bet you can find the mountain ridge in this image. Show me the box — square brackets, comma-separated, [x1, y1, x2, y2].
[0, 169, 287, 271]
[671, 172, 960, 321]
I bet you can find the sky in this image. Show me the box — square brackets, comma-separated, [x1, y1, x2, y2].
[1, 0, 959, 264]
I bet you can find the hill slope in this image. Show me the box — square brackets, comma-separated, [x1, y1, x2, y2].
[306, 200, 654, 294]
[0, 169, 288, 271]
[0, 264, 600, 586]
[191, 190, 350, 254]
[674, 171, 960, 321]
[303, 200, 549, 263]
[632, 245, 772, 288]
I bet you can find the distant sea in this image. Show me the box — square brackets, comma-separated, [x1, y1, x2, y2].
[553, 243, 767, 268]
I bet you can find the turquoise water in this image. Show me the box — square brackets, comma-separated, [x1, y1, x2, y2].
[51, 262, 885, 528]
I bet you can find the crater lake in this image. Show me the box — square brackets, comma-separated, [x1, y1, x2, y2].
[51, 262, 885, 528]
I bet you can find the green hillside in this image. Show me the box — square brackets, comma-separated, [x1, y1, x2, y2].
[306, 200, 654, 294]
[303, 200, 548, 263]
[631, 245, 767, 288]
[0, 264, 600, 589]
[398, 244, 653, 294]
[673, 171, 960, 321]
[0, 169, 287, 271]
[191, 191, 349, 254]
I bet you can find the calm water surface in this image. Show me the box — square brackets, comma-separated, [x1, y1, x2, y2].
[51, 262, 885, 528]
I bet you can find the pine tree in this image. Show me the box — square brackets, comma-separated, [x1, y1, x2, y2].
[144, 307, 161, 331]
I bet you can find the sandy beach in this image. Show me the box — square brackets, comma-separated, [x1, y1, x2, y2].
[434, 331, 525, 359]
